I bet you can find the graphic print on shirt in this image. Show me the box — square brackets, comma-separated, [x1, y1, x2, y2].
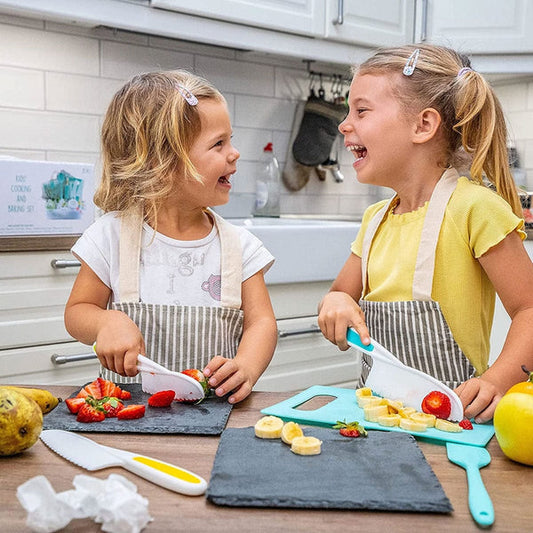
[201, 274, 221, 301]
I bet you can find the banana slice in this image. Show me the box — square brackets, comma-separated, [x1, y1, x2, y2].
[363, 403, 389, 422]
[254, 415, 284, 438]
[290, 436, 322, 456]
[398, 407, 417, 418]
[281, 421, 304, 444]
[357, 396, 387, 408]
[355, 387, 373, 398]
[385, 399, 404, 414]
[435, 418, 463, 433]
[410, 412, 437, 428]
[377, 414, 401, 427]
[399, 418, 427, 432]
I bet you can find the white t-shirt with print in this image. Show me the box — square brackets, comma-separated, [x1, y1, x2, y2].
[72, 212, 274, 306]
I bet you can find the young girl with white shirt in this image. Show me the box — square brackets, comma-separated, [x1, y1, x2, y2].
[65, 70, 277, 404]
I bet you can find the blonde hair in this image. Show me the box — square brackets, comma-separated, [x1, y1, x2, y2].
[95, 70, 224, 224]
[357, 44, 522, 217]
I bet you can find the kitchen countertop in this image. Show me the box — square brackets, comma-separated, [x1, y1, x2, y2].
[2, 386, 532, 532]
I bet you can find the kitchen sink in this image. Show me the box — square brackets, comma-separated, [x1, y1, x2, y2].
[228, 217, 361, 284]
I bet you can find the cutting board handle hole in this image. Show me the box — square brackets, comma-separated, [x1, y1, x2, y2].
[293, 395, 337, 411]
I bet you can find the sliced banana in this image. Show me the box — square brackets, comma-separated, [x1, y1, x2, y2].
[399, 418, 427, 432]
[290, 436, 322, 456]
[398, 407, 417, 418]
[363, 403, 389, 422]
[357, 396, 387, 408]
[385, 399, 404, 414]
[435, 418, 463, 433]
[254, 415, 284, 438]
[377, 414, 401, 427]
[410, 412, 437, 428]
[281, 421, 304, 444]
[355, 387, 373, 398]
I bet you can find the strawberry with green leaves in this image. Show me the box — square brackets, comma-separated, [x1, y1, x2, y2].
[333, 420, 368, 438]
[422, 391, 452, 420]
[77, 402, 105, 423]
[100, 397, 124, 418]
[181, 369, 211, 401]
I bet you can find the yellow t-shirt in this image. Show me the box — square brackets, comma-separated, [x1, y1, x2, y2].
[352, 177, 525, 375]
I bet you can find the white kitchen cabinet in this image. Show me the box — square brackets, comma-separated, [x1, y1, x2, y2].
[418, 0, 533, 54]
[151, 0, 326, 38]
[325, 0, 415, 47]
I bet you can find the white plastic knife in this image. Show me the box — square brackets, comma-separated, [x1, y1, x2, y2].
[347, 327, 464, 421]
[40, 429, 207, 496]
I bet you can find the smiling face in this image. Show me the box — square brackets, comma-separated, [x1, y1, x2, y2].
[339, 73, 417, 188]
[184, 98, 240, 208]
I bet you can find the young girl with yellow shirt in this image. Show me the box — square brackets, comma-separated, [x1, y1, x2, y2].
[318, 44, 533, 424]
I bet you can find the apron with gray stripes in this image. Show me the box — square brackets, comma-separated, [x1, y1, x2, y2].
[100, 209, 244, 383]
[359, 168, 475, 389]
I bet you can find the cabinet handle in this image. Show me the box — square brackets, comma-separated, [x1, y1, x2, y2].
[332, 0, 344, 25]
[420, 0, 428, 42]
[51, 352, 97, 365]
[278, 325, 321, 338]
[51, 259, 81, 269]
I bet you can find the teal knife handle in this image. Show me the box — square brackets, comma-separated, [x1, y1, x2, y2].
[465, 465, 495, 527]
[346, 327, 374, 352]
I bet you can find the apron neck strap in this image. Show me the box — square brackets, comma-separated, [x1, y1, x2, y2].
[361, 167, 459, 300]
[118, 208, 242, 308]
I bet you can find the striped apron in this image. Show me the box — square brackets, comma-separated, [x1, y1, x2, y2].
[101, 209, 244, 384]
[359, 168, 475, 389]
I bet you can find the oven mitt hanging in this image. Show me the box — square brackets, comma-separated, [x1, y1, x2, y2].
[292, 96, 347, 167]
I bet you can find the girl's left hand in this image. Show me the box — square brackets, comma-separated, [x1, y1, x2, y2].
[203, 356, 253, 404]
[454, 376, 503, 423]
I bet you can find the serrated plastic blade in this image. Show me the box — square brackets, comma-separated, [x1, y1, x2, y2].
[40, 429, 122, 470]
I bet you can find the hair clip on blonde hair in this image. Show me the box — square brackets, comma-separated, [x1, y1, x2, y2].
[457, 67, 473, 78]
[176, 83, 198, 106]
[403, 48, 420, 76]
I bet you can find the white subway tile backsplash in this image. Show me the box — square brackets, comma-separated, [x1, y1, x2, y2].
[0, 109, 99, 152]
[101, 41, 194, 79]
[46, 73, 123, 114]
[195, 55, 274, 97]
[235, 95, 296, 130]
[0, 67, 44, 109]
[0, 23, 99, 75]
[493, 84, 528, 112]
[233, 127, 272, 162]
[274, 67, 308, 100]
[150, 36, 237, 60]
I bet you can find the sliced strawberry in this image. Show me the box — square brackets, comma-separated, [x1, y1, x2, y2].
[459, 418, 474, 430]
[100, 397, 124, 418]
[77, 403, 105, 423]
[422, 391, 452, 419]
[65, 397, 86, 414]
[333, 420, 368, 438]
[98, 378, 122, 398]
[79, 379, 103, 399]
[181, 368, 210, 395]
[117, 404, 145, 420]
[119, 389, 132, 400]
[148, 390, 175, 407]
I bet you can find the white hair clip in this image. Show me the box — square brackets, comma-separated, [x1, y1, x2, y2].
[176, 83, 198, 106]
[457, 67, 473, 78]
[403, 48, 420, 76]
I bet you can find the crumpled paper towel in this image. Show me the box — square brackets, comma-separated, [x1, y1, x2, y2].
[17, 473, 152, 533]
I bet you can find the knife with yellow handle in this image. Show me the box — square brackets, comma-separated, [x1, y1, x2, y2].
[40, 429, 207, 495]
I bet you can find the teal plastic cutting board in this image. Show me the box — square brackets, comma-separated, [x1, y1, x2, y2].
[261, 385, 494, 447]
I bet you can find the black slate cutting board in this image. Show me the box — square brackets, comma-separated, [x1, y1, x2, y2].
[43, 383, 232, 435]
[207, 427, 452, 512]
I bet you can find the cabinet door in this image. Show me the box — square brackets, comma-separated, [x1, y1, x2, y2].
[422, 0, 533, 54]
[150, 0, 326, 37]
[325, 0, 415, 47]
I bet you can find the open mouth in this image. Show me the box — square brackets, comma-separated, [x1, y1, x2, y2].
[347, 144, 367, 163]
[218, 176, 231, 184]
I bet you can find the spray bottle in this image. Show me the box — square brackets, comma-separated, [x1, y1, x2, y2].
[253, 142, 281, 217]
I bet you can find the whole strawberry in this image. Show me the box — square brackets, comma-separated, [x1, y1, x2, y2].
[333, 420, 368, 438]
[421, 391, 452, 420]
[148, 390, 175, 408]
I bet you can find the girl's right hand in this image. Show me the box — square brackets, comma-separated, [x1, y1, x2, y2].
[94, 310, 145, 377]
[317, 291, 370, 351]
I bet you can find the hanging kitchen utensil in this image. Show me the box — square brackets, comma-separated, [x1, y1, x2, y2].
[346, 327, 464, 421]
[446, 442, 495, 527]
[40, 429, 207, 495]
[137, 355, 204, 402]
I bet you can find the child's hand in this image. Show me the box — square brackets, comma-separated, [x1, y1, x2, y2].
[454, 376, 503, 423]
[94, 310, 145, 377]
[203, 356, 253, 404]
[318, 291, 370, 350]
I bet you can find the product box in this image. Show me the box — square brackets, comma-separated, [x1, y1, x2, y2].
[0, 158, 95, 236]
